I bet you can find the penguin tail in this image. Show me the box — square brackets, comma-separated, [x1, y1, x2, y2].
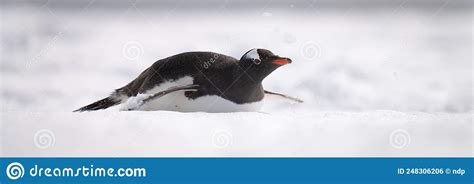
[74, 95, 123, 112]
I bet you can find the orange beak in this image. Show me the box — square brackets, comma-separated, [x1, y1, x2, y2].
[272, 58, 292, 65]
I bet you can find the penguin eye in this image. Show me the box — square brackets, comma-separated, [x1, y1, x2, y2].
[252, 58, 262, 65]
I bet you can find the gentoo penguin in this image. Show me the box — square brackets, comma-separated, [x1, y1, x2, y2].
[74, 48, 302, 112]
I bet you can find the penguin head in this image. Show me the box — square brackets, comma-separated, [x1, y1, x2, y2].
[240, 48, 292, 67]
[239, 48, 292, 82]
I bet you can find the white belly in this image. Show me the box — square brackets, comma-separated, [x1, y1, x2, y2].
[119, 76, 263, 112]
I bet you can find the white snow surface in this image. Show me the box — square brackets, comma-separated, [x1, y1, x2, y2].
[1, 111, 471, 157]
[0, 6, 472, 156]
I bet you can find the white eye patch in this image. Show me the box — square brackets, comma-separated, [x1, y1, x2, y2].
[244, 49, 260, 63]
[245, 49, 259, 60]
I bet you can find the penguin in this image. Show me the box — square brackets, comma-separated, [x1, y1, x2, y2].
[74, 48, 302, 112]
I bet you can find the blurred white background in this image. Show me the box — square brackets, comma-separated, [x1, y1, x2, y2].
[0, 0, 472, 157]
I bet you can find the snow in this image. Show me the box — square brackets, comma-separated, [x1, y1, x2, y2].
[119, 94, 148, 111]
[1, 111, 471, 157]
[0, 5, 472, 156]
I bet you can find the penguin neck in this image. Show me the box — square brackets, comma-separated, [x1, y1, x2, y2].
[237, 62, 277, 84]
[231, 69, 265, 103]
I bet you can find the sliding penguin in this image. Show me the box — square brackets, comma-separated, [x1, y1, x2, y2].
[74, 48, 302, 112]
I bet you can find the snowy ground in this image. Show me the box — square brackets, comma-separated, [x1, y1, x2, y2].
[0, 3, 472, 156]
[1, 111, 472, 157]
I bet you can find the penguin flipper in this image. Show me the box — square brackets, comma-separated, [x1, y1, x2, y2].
[124, 84, 200, 111]
[142, 84, 200, 104]
[264, 90, 303, 103]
